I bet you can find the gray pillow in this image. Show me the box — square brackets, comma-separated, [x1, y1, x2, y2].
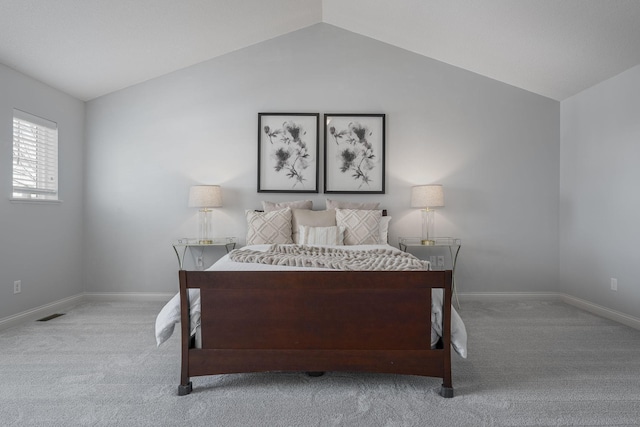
[262, 200, 313, 212]
[325, 199, 380, 210]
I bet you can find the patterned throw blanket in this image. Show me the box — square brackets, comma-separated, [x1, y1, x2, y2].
[229, 244, 429, 271]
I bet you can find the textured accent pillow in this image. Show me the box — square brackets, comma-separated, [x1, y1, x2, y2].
[379, 216, 391, 243]
[298, 225, 345, 245]
[335, 208, 382, 245]
[326, 199, 380, 210]
[246, 208, 293, 245]
[291, 209, 337, 243]
[263, 200, 312, 212]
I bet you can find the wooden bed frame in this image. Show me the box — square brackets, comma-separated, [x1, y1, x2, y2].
[178, 269, 454, 398]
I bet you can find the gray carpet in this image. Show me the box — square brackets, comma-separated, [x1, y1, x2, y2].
[1, 299, 639, 427]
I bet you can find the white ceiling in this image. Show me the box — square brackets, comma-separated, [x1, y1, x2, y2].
[1, 0, 640, 101]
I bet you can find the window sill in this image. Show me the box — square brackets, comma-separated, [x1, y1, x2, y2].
[10, 198, 63, 204]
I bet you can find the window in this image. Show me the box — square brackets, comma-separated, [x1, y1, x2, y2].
[12, 109, 58, 201]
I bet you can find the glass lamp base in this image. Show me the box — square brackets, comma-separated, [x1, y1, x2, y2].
[198, 209, 213, 245]
[421, 209, 436, 246]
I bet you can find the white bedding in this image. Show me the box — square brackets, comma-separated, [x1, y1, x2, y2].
[155, 244, 467, 358]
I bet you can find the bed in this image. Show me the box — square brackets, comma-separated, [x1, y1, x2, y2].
[156, 205, 467, 398]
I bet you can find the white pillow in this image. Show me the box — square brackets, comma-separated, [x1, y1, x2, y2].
[291, 209, 337, 244]
[298, 225, 345, 245]
[246, 208, 293, 245]
[335, 208, 382, 245]
[263, 200, 312, 212]
[326, 199, 380, 210]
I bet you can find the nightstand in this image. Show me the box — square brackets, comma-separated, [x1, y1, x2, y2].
[172, 237, 237, 270]
[399, 237, 461, 307]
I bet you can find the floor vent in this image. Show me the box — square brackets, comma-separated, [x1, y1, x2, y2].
[37, 313, 65, 322]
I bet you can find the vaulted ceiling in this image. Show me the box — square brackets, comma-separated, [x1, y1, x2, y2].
[2, 0, 640, 101]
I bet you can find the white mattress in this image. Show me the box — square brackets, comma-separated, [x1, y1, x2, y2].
[155, 244, 467, 358]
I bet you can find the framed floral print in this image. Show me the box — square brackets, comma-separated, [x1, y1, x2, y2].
[258, 113, 319, 193]
[324, 113, 385, 194]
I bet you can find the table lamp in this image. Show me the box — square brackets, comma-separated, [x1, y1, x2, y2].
[188, 185, 222, 244]
[411, 184, 444, 245]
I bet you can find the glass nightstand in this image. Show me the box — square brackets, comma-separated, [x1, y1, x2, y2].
[398, 237, 461, 307]
[172, 237, 237, 270]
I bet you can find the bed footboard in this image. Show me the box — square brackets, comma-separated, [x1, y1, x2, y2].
[178, 270, 453, 397]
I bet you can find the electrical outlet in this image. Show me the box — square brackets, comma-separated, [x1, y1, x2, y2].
[429, 256, 437, 267]
[14, 280, 21, 294]
[437, 256, 445, 269]
[196, 256, 204, 267]
[610, 278, 617, 291]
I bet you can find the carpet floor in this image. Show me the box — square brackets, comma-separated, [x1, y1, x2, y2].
[1, 299, 639, 426]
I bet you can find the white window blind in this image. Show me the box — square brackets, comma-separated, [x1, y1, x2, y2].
[12, 109, 59, 201]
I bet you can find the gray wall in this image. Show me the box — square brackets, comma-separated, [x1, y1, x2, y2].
[84, 24, 560, 295]
[0, 63, 85, 319]
[5, 22, 638, 327]
[560, 64, 640, 319]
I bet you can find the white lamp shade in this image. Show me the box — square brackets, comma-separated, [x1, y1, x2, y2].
[411, 184, 444, 208]
[188, 185, 222, 208]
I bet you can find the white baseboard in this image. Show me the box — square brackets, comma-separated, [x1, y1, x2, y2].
[0, 292, 174, 332]
[459, 291, 640, 331]
[0, 294, 84, 332]
[3, 291, 638, 333]
[83, 292, 174, 303]
[458, 292, 561, 301]
[560, 294, 640, 331]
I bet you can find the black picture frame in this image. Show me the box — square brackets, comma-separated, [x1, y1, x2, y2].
[324, 113, 385, 194]
[258, 113, 319, 193]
